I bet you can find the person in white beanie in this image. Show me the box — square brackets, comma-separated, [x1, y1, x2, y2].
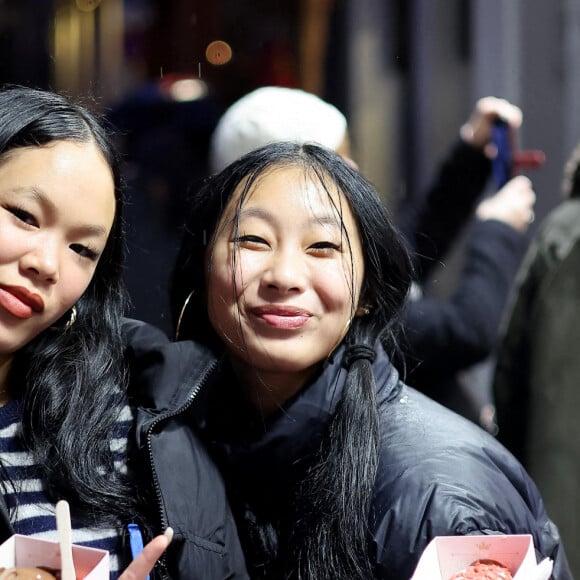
[209, 86, 353, 173]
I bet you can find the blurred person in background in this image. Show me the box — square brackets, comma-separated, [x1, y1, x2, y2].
[107, 75, 221, 336]
[494, 143, 580, 578]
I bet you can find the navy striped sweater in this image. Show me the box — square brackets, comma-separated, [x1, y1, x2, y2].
[0, 400, 134, 579]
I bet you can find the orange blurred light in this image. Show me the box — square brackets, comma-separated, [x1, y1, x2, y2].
[205, 40, 233, 66]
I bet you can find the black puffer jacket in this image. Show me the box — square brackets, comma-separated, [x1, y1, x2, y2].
[126, 322, 571, 579]
[124, 319, 248, 580]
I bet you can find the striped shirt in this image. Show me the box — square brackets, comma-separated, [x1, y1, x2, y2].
[0, 400, 134, 579]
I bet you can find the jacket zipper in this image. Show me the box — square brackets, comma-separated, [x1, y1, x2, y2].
[144, 358, 219, 573]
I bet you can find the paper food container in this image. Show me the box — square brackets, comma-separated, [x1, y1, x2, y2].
[0, 534, 109, 579]
[410, 534, 553, 580]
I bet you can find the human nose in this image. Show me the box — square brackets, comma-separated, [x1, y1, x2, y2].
[21, 237, 60, 284]
[261, 248, 306, 293]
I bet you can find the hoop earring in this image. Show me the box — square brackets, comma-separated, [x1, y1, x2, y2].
[326, 317, 352, 362]
[64, 306, 77, 329]
[175, 290, 194, 340]
[356, 305, 371, 317]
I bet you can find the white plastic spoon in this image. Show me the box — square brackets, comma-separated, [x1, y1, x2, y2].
[56, 500, 75, 580]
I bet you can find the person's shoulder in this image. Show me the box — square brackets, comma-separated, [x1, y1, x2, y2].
[536, 199, 580, 253]
[514, 199, 580, 283]
[377, 384, 529, 493]
[123, 317, 216, 406]
[379, 382, 486, 436]
[123, 317, 211, 364]
[122, 317, 170, 350]
[543, 197, 580, 225]
[374, 385, 545, 535]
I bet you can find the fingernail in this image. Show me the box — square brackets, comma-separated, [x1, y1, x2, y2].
[164, 527, 174, 543]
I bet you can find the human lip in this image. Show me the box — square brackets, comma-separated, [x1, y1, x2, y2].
[0, 285, 45, 319]
[252, 305, 312, 330]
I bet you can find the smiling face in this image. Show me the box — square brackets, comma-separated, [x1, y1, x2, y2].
[0, 140, 116, 358]
[206, 165, 365, 408]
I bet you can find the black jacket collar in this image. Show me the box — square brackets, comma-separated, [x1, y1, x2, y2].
[195, 344, 401, 511]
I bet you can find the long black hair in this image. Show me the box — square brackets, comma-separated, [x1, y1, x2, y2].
[171, 142, 413, 578]
[0, 86, 137, 526]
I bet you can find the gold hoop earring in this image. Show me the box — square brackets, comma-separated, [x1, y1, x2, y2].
[175, 290, 194, 340]
[65, 306, 77, 329]
[326, 317, 352, 362]
[355, 305, 371, 317]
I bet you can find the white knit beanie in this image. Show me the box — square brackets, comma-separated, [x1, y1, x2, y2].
[209, 86, 348, 173]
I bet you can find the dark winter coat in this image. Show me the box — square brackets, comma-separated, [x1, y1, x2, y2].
[494, 198, 580, 579]
[126, 322, 571, 579]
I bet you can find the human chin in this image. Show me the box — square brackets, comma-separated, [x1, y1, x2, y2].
[0, 319, 48, 355]
[234, 347, 322, 381]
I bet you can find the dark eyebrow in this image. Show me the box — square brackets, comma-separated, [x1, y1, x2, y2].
[238, 206, 343, 229]
[16, 186, 109, 238]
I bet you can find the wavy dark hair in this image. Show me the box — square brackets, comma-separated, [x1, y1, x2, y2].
[0, 86, 137, 526]
[171, 142, 413, 578]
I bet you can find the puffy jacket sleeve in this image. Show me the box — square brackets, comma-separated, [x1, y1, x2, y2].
[371, 386, 572, 579]
[397, 141, 492, 280]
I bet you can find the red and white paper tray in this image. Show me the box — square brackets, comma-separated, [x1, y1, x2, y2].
[410, 534, 553, 580]
[0, 534, 109, 579]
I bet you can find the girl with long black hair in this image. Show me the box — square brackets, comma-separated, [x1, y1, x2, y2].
[154, 141, 570, 579]
[0, 85, 246, 580]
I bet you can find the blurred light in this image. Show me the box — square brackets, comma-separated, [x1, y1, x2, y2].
[205, 40, 233, 66]
[75, 0, 102, 11]
[164, 77, 209, 102]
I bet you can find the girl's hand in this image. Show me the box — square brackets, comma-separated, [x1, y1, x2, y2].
[118, 527, 173, 580]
